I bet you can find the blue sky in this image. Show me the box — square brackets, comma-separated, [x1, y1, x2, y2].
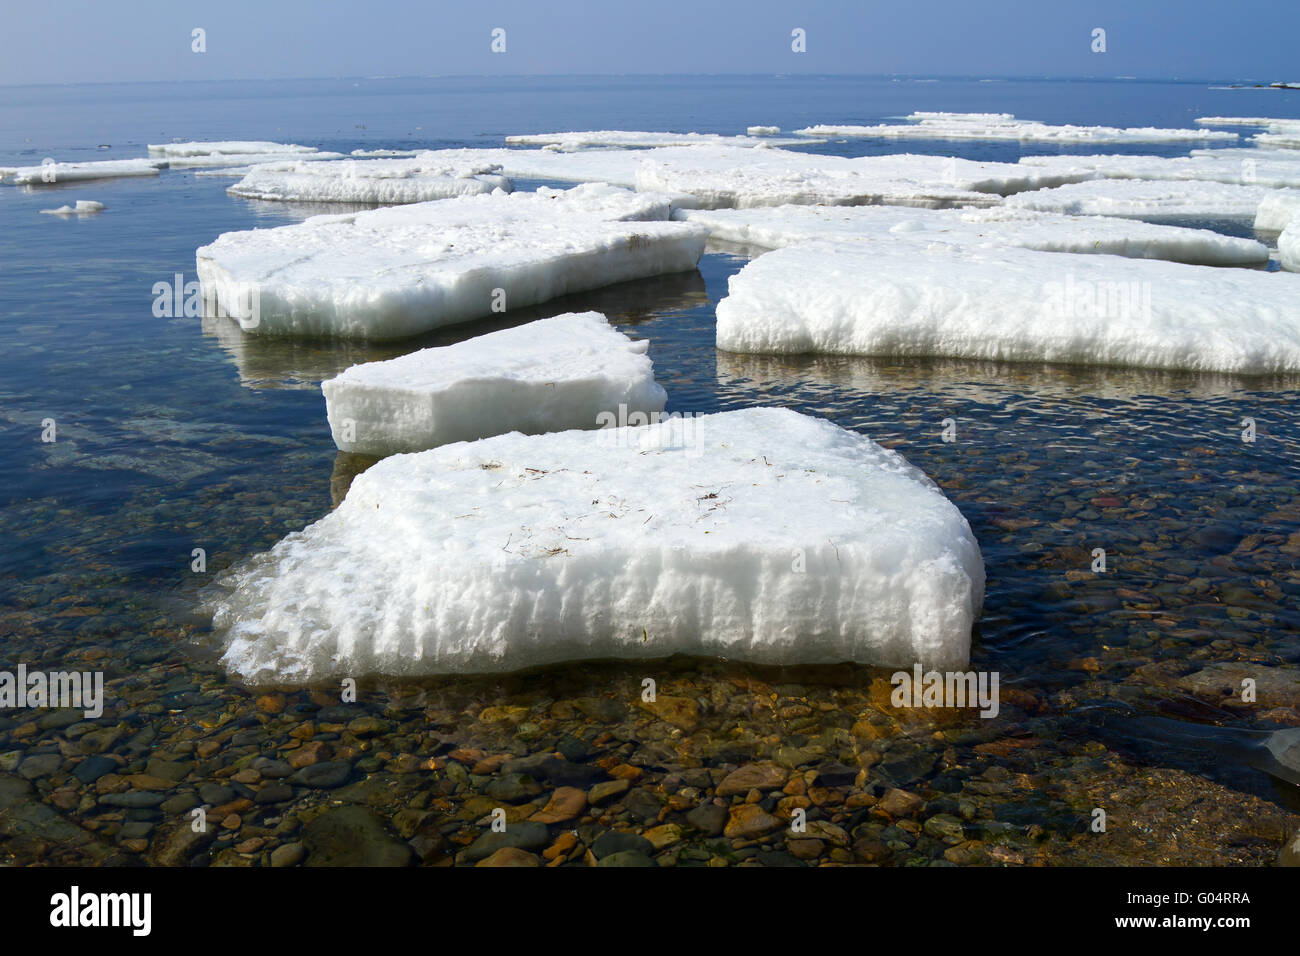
[1, 0, 1295, 86]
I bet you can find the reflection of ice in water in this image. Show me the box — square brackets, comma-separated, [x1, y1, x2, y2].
[202, 269, 708, 390]
[716, 351, 1295, 404]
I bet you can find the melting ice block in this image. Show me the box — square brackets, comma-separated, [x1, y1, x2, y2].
[208, 407, 985, 680]
[322, 312, 667, 456]
[2, 159, 161, 185]
[1255, 190, 1300, 231]
[227, 155, 510, 204]
[678, 204, 1268, 266]
[714, 240, 1300, 374]
[196, 184, 705, 339]
[797, 113, 1238, 144]
[39, 200, 105, 216]
[1004, 178, 1272, 220]
[633, 144, 996, 209]
[1281, 221, 1300, 271]
[146, 141, 346, 167]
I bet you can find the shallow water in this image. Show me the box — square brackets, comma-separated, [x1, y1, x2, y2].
[1, 76, 1298, 866]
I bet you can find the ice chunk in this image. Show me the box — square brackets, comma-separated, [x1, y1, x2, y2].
[39, 200, 105, 216]
[797, 112, 1238, 144]
[417, 147, 646, 187]
[227, 155, 510, 204]
[350, 148, 420, 157]
[2, 159, 161, 185]
[196, 184, 706, 340]
[634, 145, 996, 209]
[714, 240, 1300, 374]
[505, 130, 816, 150]
[1255, 190, 1300, 231]
[207, 406, 985, 680]
[1004, 178, 1271, 219]
[747, 126, 781, 136]
[678, 204, 1268, 266]
[1018, 151, 1300, 189]
[1195, 116, 1287, 126]
[1281, 220, 1300, 271]
[849, 154, 1097, 195]
[322, 312, 667, 456]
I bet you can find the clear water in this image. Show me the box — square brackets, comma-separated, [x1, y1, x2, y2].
[1, 76, 1298, 865]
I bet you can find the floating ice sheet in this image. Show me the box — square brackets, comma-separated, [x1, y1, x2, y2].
[797, 112, 1238, 144]
[227, 155, 510, 204]
[678, 204, 1268, 266]
[208, 407, 985, 680]
[39, 200, 105, 216]
[2, 159, 161, 185]
[322, 312, 667, 456]
[196, 184, 706, 339]
[634, 145, 996, 209]
[1004, 178, 1272, 220]
[714, 240, 1300, 374]
[1018, 151, 1300, 189]
[505, 130, 815, 150]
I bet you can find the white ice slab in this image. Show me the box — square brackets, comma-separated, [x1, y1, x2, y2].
[747, 126, 781, 136]
[322, 312, 667, 455]
[1005, 178, 1272, 219]
[196, 184, 706, 340]
[350, 148, 421, 157]
[1281, 221, 1300, 271]
[1018, 151, 1300, 189]
[418, 147, 646, 187]
[715, 240, 1300, 374]
[505, 130, 815, 150]
[148, 140, 322, 157]
[39, 200, 104, 216]
[1255, 190, 1300, 231]
[227, 155, 510, 204]
[633, 144, 996, 209]
[850, 153, 1097, 195]
[797, 112, 1238, 144]
[208, 406, 985, 680]
[2, 159, 161, 185]
[1254, 131, 1300, 149]
[1195, 116, 1290, 126]
[679, 204, 1268, 266]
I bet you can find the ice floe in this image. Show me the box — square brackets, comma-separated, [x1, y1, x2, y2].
[633, 145, 996, 209]
[322, 312, 666, 455]
[505, 130, 814, 150]
[747, 126, 781, 136]
[147, 141, 346, 168]
[796, 112, 1238, 144]
[2, 158, 162, 185]
[1018, 151, 1300, 189]
[678, 204, 1268, 266]
[418, 147, 646, 187]
[39, 200, 105, 216]
[714, 240, 1300, 374]
[227, 155, 511, 204]
[196, 183, 706, 339]
[208, 406, 985, 680]
[1005, 178, 1272, 220]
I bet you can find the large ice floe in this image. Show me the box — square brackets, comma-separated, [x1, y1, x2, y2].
[2, 158, 162, 185]
[632, 144, 996, 209]
[714, 240, 1300, 374]
[322, 312, 666, 456]
[1254, 190, 1300, 231]
[1004, 178, 1272, 220]
[208, 406, 985, 680]
[678, 204, 1268, 266]
[796, 112, 1239, 144]
[147, 140, 346, 168]
[39, 200, 105, 216]
[196, 183, 706, 339]
[504, 130, 815, 150]
[227, 155, 511, 204]
[1017, 150, 1300, 189]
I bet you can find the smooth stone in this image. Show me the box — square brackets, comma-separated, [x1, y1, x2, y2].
[477, 846, 540, 867]
[302, 806, 415, 867]
[291, 760, 353, 789]
[459, 822, 550, 863]
[73, 755, 117, 784]
[596, 850, 656, 867]
[685, 803, 728, 836]
[270, 842, 306, 867]
[591, 831, 654, 860]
